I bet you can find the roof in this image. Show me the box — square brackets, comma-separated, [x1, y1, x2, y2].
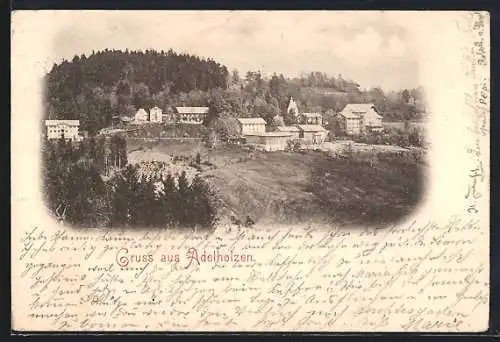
[175, 107, 209, 114]
[45, 120, 80, 126]
[246, 132, 292, 137]
[338, 112, 361, 119]
[297, 124, 327, 132]
[340, 103, 382, 119]
[276, 126, 300, 132]
[150, 106, 162, 111]
[301, 112, 322, 117]
[236, 118, 267, 125]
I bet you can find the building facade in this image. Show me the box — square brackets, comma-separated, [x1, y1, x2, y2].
[132, 108, 149, 124]
[338, 103, 383, 135]
[337, 112, 362, 135]
[149, 106, 163, 123]
[297, 125, 328, 145]
[275, 126, 300, 140]
[45, 120, 80, 140]
[176, 107, 209, 124]
[237, 118, 267, 136]
[245, 132, 292, 151]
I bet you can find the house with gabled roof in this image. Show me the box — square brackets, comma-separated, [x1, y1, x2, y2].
[236, 117, 267, 136]
[130, 108, 149, 124]
[296, 124, 328, 145]
[338, 103, 383, 135]
[149, 106, 163, 123]
[175, 107, 210, 124]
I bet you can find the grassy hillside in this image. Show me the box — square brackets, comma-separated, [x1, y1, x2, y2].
[126, 138, 427, 228]
[205, 150, 427, 227]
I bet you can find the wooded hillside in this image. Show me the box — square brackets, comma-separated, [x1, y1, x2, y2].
[43, 49, 427, 134]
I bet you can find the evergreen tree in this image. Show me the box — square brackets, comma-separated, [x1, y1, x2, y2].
[177, 171, 190, 226]
[160, 173, 178, 227]
[189, 175, 218, 228]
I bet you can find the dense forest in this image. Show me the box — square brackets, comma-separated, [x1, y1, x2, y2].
[44, 49, 427, 135]
[42, 136, 219, 228]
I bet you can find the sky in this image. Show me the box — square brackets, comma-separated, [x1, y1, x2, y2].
[24, 11, 425, 91]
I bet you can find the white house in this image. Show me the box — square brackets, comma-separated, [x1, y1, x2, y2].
[176, 107, 209, 124]
[132, 108, 149, 124]
[297, 124, 328, 145]
[45, 120, 80, 141]
[338, 103, 383, 135]
[149, 106, 163, 123]
[236, 118, 267, 136]
[244, 132, 293, 152]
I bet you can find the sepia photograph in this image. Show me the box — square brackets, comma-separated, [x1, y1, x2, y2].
[11, 10, 489, 333]
[40, 11, 428, 231]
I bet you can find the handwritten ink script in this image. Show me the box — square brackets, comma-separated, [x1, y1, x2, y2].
[12, 217, 489, 332]
[458, 11, 490, 215]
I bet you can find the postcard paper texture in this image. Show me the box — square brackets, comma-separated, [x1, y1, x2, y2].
[11, 11, 490, 332]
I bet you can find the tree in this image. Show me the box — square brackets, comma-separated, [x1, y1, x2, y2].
[111, 174, 131, 226]
[283, 109, 298, 126]
[269, 115, 285, 129]
[132, 82, 151, 109]
[133, 179, 157, 227]
[64, 161, 108, 227]
[230, 69, 240, 85]
[401, 89, 411, 103]
[189, 175, 218, 229]
[160, 173, 178, 226]
[207, 88, 230, 123]
[177, 171, 190, 226]
[269, 74, 288, 110]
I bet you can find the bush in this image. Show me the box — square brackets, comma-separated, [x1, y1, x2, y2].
[354, 127, 426, 148]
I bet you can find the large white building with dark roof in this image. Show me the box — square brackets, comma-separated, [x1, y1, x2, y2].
[45, 120, 80, 140]
[176, 107, 209, 124]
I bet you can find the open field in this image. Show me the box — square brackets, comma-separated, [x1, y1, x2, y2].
[126, 138, 427, 228]
[205, 151, 427, 227]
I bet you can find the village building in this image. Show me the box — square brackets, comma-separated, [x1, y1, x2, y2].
[132, 108, 149, 124]
[299, 112, 322, 125]
[176, 107, 209, 124]
[149, 106, 163, 123]
[338, 103, 383, 135]
[275, 125, 301, 140]
[245, 132, 293, 151]
[236, 118, 267, 136]
[297, 124, 328, 145]
[45, 120, 80, 140]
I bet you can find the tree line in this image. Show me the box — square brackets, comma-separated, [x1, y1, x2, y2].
[44, 49, 427, 136]
[44, 49, 229, 134]
[42, 137, 219, 229]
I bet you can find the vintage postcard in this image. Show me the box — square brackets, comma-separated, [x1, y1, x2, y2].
[11, 11, 490, 332]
